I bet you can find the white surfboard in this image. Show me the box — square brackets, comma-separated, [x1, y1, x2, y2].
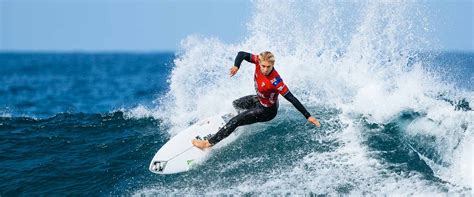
[149, 114, 231, 174]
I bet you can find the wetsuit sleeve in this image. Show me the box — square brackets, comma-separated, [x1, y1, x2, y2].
[234, 51, 255, 68]
[283, 91, 312, 119]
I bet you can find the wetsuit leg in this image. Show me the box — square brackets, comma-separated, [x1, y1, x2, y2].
[232, 95, 259, 112]
[208, 103, 278, 145]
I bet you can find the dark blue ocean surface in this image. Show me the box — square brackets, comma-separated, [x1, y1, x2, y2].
[429, 52, 473, 90]
[0, 52, 174, 118]
[0, 52, 472, 195]
[0, 53, 174, 195]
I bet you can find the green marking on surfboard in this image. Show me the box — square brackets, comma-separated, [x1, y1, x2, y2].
[187, 159, 194, 166]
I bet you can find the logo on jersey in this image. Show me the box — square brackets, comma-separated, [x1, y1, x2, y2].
[277, 85, 285, 91]
[261, 82, 265, 87]
[271, 77, 283, 86]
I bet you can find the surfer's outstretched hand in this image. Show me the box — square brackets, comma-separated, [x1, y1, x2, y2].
[192, 139, 212, 150]
[229, 66, 239, 77]
[308, 116, 321, 128]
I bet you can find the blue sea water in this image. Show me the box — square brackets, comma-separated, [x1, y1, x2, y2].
[0, 51, 472, 195]
[0, 53, 173, 117]
[0, 53, 174, 195]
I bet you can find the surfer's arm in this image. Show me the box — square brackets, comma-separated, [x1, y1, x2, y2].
[283, 92, 321, 127]
[234, 51, 253, 68]
[230, 51, 253, 77]
[283, 91, 311, 119]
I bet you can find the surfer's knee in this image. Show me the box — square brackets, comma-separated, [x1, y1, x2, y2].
[232, 99, 241, 110]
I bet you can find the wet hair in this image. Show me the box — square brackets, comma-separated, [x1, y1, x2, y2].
[258, 51, 275, 64]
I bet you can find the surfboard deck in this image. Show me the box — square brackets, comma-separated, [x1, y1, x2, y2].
[149, 114, 230, 174]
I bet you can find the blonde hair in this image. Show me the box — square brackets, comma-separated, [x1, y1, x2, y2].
[258, 51, 275, 64]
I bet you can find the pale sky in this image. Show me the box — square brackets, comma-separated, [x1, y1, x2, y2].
[0, 0, 472, 52]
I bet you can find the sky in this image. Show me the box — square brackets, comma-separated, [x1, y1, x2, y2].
[0, 0, 472, 52]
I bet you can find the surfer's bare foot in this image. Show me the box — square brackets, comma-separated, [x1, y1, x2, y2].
[192, 139, 212, 149]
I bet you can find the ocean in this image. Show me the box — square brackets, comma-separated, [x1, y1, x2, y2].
[1, 1, 473, 196]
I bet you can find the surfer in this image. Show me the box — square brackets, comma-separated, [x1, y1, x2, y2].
[192, 51, 321, 149]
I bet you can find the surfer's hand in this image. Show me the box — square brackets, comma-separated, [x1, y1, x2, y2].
[229, 66, 239, 77]
[308, 116, 321, 128]
[192, 139, 212, 150]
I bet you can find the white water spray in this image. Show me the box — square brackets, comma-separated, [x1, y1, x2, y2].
[134, 0, 473, 194]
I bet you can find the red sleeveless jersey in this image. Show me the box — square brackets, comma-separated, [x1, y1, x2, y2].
[251, 54, 289, 107]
